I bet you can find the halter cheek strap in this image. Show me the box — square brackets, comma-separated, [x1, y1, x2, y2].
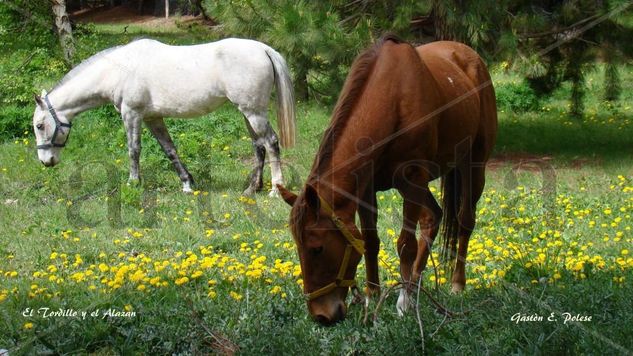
[36, 96, 72, 150]
[304, 195, 365, 301]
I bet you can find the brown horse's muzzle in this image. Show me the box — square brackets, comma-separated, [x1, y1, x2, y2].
[309, 294, 347, 325]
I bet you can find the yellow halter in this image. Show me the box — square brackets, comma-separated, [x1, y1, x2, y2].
[305, 195, 365, 301]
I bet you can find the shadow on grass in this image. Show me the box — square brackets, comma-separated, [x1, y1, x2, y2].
[494, 111, 633, 161]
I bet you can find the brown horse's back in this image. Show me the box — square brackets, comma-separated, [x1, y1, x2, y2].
[416, 41, 498, 165]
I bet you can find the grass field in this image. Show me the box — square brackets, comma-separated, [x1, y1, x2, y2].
[1, 22, 633, 355]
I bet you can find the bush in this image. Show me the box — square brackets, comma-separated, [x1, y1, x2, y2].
[495, 81, 540, 112]
[0, 106, 33, 140]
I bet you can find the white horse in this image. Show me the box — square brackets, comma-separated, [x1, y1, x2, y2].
[32, 38, 296, 196]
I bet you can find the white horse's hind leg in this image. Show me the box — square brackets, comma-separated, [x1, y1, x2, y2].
[266, 132, 284, 197]
[242, 116, 265, 196]
[243, 112, 284, 197]
[145, 118, 195, 193]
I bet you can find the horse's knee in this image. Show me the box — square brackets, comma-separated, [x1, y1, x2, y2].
[458, 209, 475, 233]
[397, 235, 417, 261]
[128, 148, 140, 160]
[264, 132, 281, 156]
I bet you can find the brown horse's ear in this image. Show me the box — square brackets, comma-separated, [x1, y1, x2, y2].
[277, 184, 297, 206]
[303, 184, 320, 210]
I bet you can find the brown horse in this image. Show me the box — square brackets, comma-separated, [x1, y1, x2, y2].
[278, 35, 497, 325]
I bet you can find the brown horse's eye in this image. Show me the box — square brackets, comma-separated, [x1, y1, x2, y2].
[36, 124, 44, 130]
[310, 246, 323, 256]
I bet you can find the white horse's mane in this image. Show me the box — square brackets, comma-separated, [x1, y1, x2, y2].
[51, 45, 123, 92]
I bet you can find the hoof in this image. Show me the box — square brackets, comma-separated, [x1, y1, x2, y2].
[127, 178, 141, 187]
[451, 282, 465, 294]
[242, 187, 256, 196]
[182, 181, 193, 194]
[396, 289, 411, 317]
[268, 187, 280, 198]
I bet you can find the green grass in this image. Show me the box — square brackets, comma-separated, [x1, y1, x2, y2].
[1, 21, 633, 355]
[1, 100, 632, 354]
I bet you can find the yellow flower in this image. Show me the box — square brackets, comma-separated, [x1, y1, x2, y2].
[175, 277, 189, 285]
[23, 322, 34, 330]
[622, 249, 629, 256]
[230, 291, 243, 301]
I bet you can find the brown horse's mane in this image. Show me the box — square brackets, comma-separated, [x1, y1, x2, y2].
[291, 34, 405, 241]
[308, 34, 404, 181]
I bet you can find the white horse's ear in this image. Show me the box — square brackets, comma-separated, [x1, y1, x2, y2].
[34, 94, 45, 108]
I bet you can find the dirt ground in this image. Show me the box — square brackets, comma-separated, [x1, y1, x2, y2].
[71, 4, 198, 29]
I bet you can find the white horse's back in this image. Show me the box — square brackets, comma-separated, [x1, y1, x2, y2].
[107, 38, 277, 118]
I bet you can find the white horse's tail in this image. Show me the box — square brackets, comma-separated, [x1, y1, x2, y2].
[264, 47, 296, 148]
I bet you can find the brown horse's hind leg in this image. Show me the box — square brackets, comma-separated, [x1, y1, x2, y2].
[358, 190, 380, 296]
[412, 191, 442, 283]
[451, 165, 486, 293]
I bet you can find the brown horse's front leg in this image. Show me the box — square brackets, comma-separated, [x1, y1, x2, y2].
[358, 190, 380, 297]
[396, 195, 423, 315]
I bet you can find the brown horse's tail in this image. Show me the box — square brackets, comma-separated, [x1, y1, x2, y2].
[440, 168, 461, 267]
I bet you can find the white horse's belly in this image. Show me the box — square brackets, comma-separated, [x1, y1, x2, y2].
[147, 94, 227, 118]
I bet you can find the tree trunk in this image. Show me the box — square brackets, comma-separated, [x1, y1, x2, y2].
[164, 0, 169, 18]
[51, 0, 75, 67]
[190, 0, 210, 20]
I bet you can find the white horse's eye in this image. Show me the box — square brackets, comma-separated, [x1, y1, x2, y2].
[36, 124, 44, 130]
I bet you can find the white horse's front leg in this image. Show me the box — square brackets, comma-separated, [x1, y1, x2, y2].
[122, 111, 142, 185]
[145, 118, 195, 193]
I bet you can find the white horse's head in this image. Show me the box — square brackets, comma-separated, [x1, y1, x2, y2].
[33, 90, 72, 167]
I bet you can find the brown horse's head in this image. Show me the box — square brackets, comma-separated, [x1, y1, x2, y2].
[278, 184, 363, 325]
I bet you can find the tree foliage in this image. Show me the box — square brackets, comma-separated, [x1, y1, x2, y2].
[0, 1, 65, 106]
[204, 0, 427, 102]
[506, 0, 633, 117]
[203, 0, 632, 113]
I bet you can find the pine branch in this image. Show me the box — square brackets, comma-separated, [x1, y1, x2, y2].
[519, 13, 601, 39]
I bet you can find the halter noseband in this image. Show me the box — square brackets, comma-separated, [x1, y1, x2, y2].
[36, 96, 72, 150]
[305, 194, 365, 301]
